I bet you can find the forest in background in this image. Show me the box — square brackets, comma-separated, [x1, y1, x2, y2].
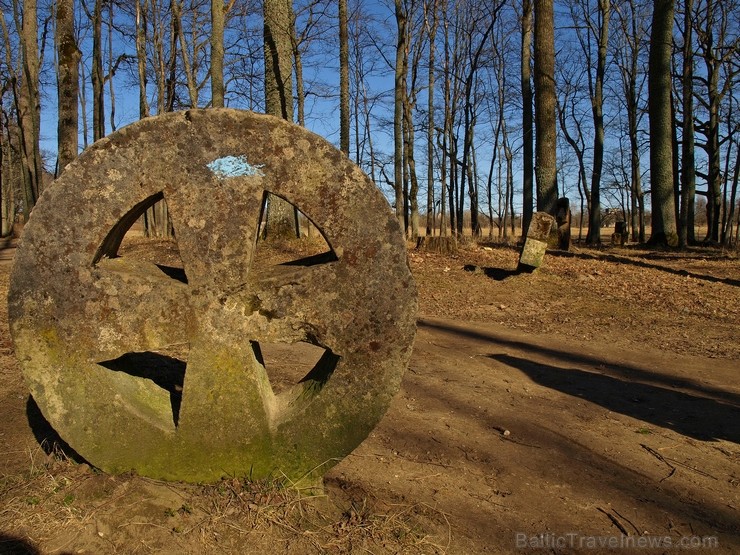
[0, 0, 738, 247]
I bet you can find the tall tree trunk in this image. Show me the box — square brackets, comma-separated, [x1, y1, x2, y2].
[441, 8, 452, 236]
[264, 0, 298, 238]
[507, 140, 515, 236]
[153, 0, 166, 114]
[692, 0, 737, 243]
[647, 0, 678, 246]
[521, 0, 534, 236]
[723, 139, 739, 246]
[0, 84, 10, 236]
[211, 0, 225, 107]
[78, 58, 89, 147]
[91, 0, 105, 141]
[165, 0, 179, 111]
[627, 54, 645, 243]
[107, 3, 117, 132]
[18, 0, 42, 217]
[425, 0, 438, 237]
[617, 0, 646, 243]
[173, 0, 198, 107]
[586, 0, 610, 245]
[503, 125, 513, 239]
[291, 10, 305, 126]
[679, 0, 696, 248]
[404, 92, 420, 240]
[533, 0, 557, 215]
[56, 0, 80, 173]
[136, 0, 150, 119]
[393, 0, 407, 235]
[264, 0, 294, 120]
[339, 0, 349, 154]
[704, 66, 722, 243]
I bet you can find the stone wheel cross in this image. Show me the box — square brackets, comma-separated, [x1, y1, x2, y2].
[9, 109, 417, 484]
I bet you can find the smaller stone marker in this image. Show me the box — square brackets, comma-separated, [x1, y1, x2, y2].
[555, 197, 571, 251]
[612, 221, 628, 246]
[518, 211, 556, 272]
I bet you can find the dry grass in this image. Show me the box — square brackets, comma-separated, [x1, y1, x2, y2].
[0, 445, 88, 545]
[0, 447, 449, 554]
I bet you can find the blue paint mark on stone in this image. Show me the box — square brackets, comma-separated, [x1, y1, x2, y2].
[207, 156, 265, 178]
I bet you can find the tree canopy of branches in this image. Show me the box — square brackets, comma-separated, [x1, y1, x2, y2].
[0, 0, 738, 249]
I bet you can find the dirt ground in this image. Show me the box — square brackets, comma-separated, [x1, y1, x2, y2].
[1, 235, 738, 554]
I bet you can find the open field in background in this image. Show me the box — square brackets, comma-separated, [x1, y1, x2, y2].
[418, 224, 724, 244]
[0, 235, 738, 554]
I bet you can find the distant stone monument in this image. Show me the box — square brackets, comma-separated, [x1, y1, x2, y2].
[518, 211, 556, 272]
[555, 197, 571, 251]
[612, 221, 629, 246]
[8, 109, 417, 485]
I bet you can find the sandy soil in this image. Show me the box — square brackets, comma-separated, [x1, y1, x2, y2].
[1, 237, 738, 554]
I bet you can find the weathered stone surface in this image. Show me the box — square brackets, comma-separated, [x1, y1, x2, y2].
[518, 211, 556, 270]
[8, 109, 417, 485]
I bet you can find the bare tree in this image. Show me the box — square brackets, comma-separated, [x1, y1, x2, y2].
[521, 0, 534, 235]
[85, 0, 106, 141]
[339, 0, 349, 154]
[393, 0, 408, 235]
[569, 0, 610, 245]
[613, 0, 647, 243]
[693, 0, 739, 243]
[424, 0, 438, 236]
[557, 62, 590, 242]
[172, 0, 199, 107]
[678, 0, 696, 247]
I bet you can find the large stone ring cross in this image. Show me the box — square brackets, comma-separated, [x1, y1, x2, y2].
[8, 109, 417, 484]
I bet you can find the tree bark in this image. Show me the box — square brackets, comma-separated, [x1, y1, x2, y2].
[679, 0, 696, 248]
[521, 0, 534, 236]
[264, 0, 294, 120]
[615, 0, 646, 243]
[211, 0, 225, 107]
[393, 0, 407, 235]
[425, 0, 438, 237]
[647, 0, 678, 246]
[263, 0, 298, 238]
[91, 0, 105, 141]
[339, 0, 349, 155]
[404, 91, 420, 240]
[136, 0, 150, 119]
[172, 0, 198, 107]
[18, 0, 42, 216]
[56, 0, 80, 173]
[533, 0, 557, 215]
[586, 0, 610, 245]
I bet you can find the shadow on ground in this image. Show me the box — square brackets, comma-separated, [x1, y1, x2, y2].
[419, 319, 740, 444]
[489, 353, 739, 444]
[463, 264, 523, 281]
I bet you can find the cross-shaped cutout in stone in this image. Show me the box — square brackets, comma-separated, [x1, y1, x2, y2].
[93, 190, 341, 433]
